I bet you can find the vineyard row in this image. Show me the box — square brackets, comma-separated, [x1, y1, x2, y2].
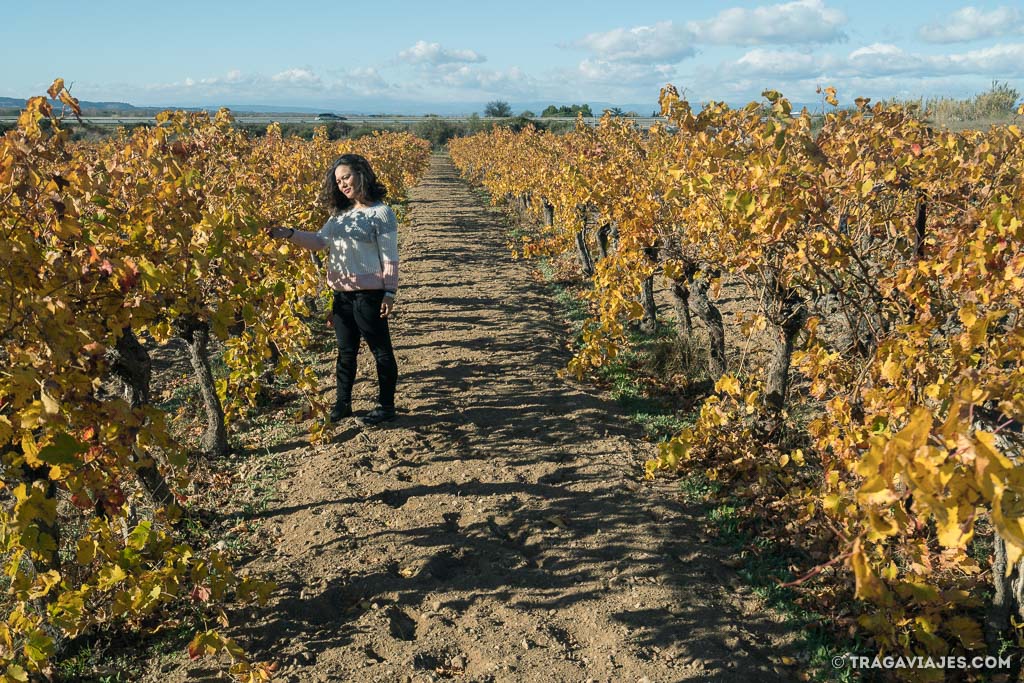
[450, 86, 1024, 677]
[0, 79, 431, 681]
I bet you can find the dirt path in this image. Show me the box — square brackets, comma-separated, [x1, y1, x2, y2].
[176, 154, 801, 682]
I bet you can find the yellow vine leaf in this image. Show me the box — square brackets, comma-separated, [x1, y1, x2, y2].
[851, 539, 889, 603]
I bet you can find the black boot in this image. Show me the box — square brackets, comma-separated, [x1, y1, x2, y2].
[330, 401, 352, 422]
[358, 405, 396, 426]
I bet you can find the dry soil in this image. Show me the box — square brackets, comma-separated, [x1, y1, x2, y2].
[155, 153, 803, 683]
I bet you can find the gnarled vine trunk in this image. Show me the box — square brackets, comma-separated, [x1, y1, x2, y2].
[985, 424, 1024, 669]
[638, 245, 659, 334]
[575, 231, 595, 278]
[542, 199, 554, 227]
[107, 328, 175, 507]
[574, 205, 596, 277]
[659, 235, 694, 342]
[596, 223, 614, 260]
[639, 276, 657, 334]
[988, 537, 1024, 645]
[762, 279, 807, 414]
[689, 269, 727, 378]
[177, 317, 228, 457]
[668, 278, 693, 341]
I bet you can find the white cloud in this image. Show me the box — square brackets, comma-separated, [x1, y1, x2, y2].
[174, 69, 249, 89]
[144, 67, 397, 103]
[327, 67, 394, 97]
[846, 43, 922, 75]
[436, 65, 535, 95]
[734, 49, 831, 78]
[570, 1, 846, 70]
[346, 67, 388, 87]
[576, 59, 676, 85]
[919, 6, 1024, 44]
[942, 42, 1024, 74]
[574, 21, 696, 63]
[272, 68, 322, 87]
[176, 69, 255, 90]
[847, 42, 1024, 77]
[398, 41, 485, 65]
[723, 42, 1024, 85]
[689, 0, 846, 46]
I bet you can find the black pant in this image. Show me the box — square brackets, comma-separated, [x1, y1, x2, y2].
[332, 290, 397, 409]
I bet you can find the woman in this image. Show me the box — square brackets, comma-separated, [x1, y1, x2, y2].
[268, 154, 399, 426]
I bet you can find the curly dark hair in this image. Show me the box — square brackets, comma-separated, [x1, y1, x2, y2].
[318, 153, 388, 215]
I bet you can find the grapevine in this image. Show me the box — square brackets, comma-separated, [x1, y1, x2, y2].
[0, 79, 430, 681]
[451, 89, 1024, 675]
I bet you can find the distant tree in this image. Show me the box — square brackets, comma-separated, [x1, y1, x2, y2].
[484, 100, 512, 117]
[467, 112, 488, 133]
[412, 118, 462, 149]
[520, 110, 535, 118]
[625, 111, 639, 117]
[540, 104, 593, 117]
[501, 116, 538, 133]
[323, 121, 352, 139]
[604, 107, 625, 117]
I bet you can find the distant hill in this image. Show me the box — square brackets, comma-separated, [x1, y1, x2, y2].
[0, 97, 331, 116]
[0, 96, 166, 115]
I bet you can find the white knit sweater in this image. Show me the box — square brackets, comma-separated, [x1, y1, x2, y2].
[291, 203, 399, 294]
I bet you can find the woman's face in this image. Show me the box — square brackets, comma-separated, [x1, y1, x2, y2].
[334, 164, 361, 202]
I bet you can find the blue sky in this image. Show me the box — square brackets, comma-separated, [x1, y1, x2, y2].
[3, 0, 1023, 113]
